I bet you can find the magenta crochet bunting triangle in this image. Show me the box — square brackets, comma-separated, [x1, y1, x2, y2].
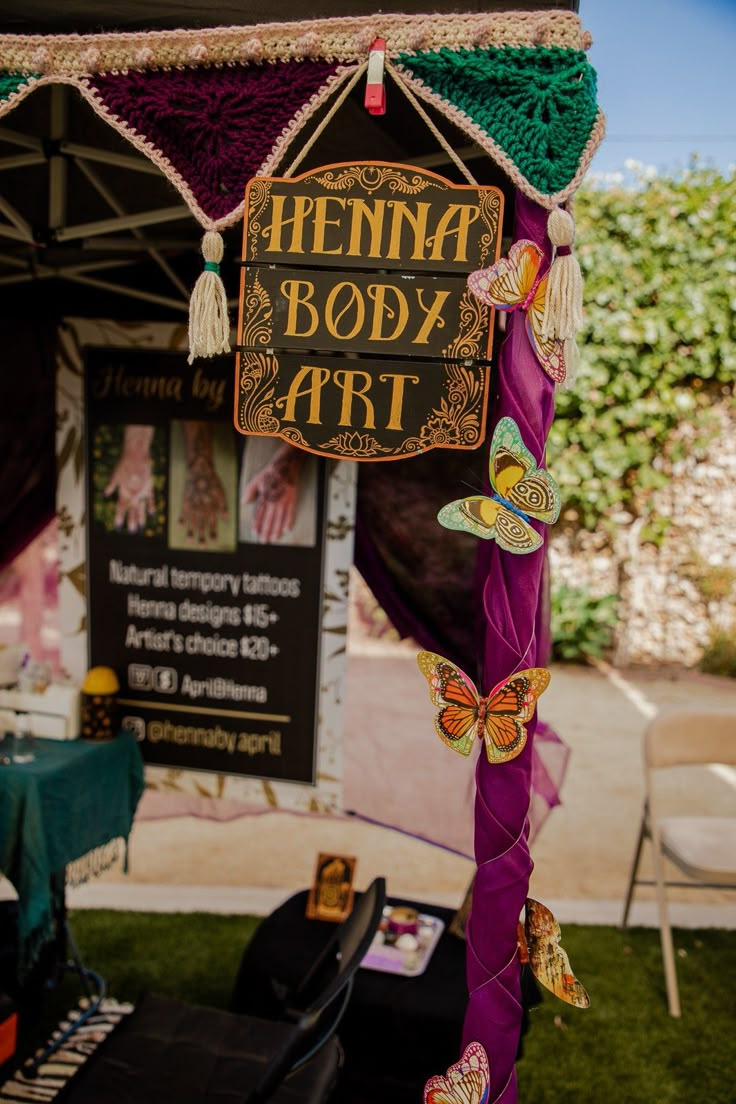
[87, 60, 342, 223]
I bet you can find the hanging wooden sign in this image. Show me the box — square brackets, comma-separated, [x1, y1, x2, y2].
[235, 162, 503, 461]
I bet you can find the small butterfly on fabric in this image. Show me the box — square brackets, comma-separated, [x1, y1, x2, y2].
[416, 650, 550, 764]
[437, 416, 560, 554]
[467, 239, 567, 383]
[424, 1041, 490, 1104]
[519, 898, 590, 1009]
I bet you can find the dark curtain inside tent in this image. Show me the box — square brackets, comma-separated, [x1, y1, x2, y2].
[0, 320, 57, 568]
[356, 445, 490, 675]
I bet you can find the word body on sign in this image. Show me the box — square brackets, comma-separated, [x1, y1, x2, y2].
[236, 162, 503, 462]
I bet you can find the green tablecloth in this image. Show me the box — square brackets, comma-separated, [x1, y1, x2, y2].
[0, 732, 144, 976]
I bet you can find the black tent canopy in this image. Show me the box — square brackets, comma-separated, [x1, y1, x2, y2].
[0, 1, 580, 319]
[0, 1, 578, 34]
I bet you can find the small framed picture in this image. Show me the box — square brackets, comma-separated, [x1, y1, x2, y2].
[305, 852, 357, 922]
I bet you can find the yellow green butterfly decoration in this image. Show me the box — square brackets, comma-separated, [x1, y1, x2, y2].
[437, 416, 560, 554]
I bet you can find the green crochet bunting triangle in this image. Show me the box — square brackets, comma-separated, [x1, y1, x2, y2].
[0, 72, 36, 102]
[396, 47, 599, 198]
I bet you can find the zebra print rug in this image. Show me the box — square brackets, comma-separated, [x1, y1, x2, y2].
[0, 1000, 132, 1102]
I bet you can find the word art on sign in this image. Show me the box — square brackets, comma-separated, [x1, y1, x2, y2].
[235, 162, 503, 461]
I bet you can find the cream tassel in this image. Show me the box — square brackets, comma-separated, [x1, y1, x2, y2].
[561, 336, 579, 389]
[541, 207, 583, 342]
[188, 231, 230, 364]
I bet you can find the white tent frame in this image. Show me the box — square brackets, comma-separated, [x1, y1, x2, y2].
[0, 87, 192, 311]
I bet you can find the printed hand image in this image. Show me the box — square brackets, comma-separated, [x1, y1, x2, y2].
[239, 437, 319, 548]
[92, 423, 166, 537]
[168, 421, 237, 552]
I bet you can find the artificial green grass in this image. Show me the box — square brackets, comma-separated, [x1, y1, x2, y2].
[17, 911, 260, 1062]
[21, 912, 736, 1103]
[68, 910, 260, 1007]
[516, 924, 736, 1104]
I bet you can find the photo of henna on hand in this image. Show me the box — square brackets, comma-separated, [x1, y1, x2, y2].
[92, 423, 167, 538]
[168, 421, 237, 552]
[238, 438, 319, 548]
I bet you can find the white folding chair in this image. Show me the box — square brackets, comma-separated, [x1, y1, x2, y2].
[622, 709, 736, 1017]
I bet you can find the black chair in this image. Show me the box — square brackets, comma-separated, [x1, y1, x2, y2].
[231, 889, 541, 1104]
[55, 878, 386, 1104]
[231, 891, 468, 1104]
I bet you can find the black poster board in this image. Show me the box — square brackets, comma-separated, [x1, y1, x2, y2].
[85, 347, 326, 784]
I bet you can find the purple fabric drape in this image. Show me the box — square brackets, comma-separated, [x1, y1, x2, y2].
[463, 193, 555, 1102]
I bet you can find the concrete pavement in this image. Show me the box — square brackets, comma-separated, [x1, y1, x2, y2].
[65, 647, 736, 927]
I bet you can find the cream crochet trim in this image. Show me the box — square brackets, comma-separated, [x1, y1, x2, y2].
[0, 11, 591, 76]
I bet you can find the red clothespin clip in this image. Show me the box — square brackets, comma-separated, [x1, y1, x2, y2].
[364, 37, 386, 115]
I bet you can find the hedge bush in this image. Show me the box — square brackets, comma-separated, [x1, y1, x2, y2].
[548, 165, 735, 531]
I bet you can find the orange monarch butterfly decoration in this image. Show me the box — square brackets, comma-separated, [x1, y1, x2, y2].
[424, 1041, 490, 1104]
[467, 240, 567, 384]
[519, 898, 590, 1009]
[416, 651, 550, 764]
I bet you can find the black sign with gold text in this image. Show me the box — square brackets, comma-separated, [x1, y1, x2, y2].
[236, 162, 503, 462]
[85, 347, 327, 783]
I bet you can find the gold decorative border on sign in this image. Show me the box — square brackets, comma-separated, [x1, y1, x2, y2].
[318, 431, 393, 457]
[476, 188, 503, 269]
[246, 178, 273, 260]
[241, 271, 273, 347]
[237, 352, 280, 434]
[402, 362, 485, 455]
[444, 287, 488, 362]
[313, 164, 440, 196]
[281, 426, 311, 449]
